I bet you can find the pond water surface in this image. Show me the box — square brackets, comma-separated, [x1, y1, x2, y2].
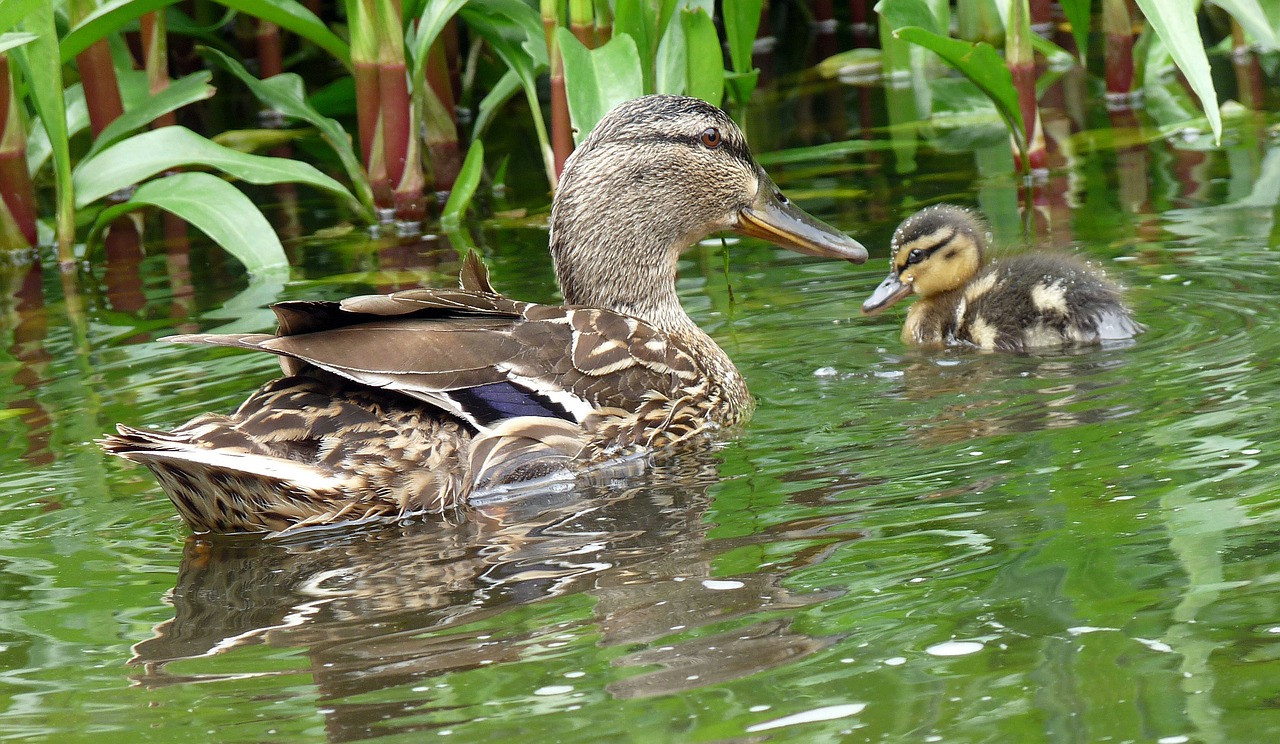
[3, 83, 1280, 742]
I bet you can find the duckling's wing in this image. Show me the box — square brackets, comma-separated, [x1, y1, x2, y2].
[168, 291, 699, 433]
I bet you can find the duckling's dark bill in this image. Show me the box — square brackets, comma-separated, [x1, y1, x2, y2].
[736, 186, 867, 263]
[861, 272, 912, 315]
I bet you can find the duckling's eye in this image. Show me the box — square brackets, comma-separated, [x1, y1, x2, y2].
[699, 127, 722, 149]
[906, 249, 926, 265]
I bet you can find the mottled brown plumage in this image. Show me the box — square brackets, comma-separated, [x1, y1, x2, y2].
[102, 95, 867, 535]
[861, 204, 1143, 351]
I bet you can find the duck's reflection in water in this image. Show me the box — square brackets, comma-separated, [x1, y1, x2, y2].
[130, 449, 851, 729]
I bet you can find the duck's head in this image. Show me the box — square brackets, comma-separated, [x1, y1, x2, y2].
[861, 204, 987, 316]
[550, 95, 866, 331]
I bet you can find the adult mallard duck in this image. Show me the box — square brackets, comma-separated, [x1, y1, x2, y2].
[102, 95, 867, 535]
[860, 204, 1142, 351]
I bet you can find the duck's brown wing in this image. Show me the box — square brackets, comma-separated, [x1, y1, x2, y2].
[167, 290, 702, 434]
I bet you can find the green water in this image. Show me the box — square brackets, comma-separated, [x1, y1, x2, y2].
[4, 93, 1280, 742]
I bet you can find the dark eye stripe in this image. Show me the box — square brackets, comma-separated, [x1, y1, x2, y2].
[896, 229, 956, 272]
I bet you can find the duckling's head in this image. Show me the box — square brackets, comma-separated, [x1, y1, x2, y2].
[861, 204, 987, 316]
[551, 95, 866, 331]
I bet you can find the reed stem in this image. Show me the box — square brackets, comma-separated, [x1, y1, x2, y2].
[0, 56, 37, 248]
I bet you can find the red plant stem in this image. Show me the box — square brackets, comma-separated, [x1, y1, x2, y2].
[378, 63, 410, 191]
[104, 218, 146, 314]
[849, 0, 872, 48]
[1231, 20, 1265, 110]
[551, 75, 572, 178]
[594, 0, 613, 44]
[0, 57, 37, 247]
[546, 11, 572, 177]
[425, 38, 461, 192]
[354, 61, 381, 167]
[443, 19, 462, 107]
[257, 20, 283, 79]
[1029, 0, 1052, 31]
[76, 40, 126, 138]
[811, 0, 837, 62]
[139, 13, 176, 128]
[1010, 63, 1037, 150]
[1007, 0, 1044, 172]
[1103, 0, 1135, 100]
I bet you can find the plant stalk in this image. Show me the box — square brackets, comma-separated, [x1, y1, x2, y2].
[1006, 0, 1043, 172]
[569, 0, 595, 47]
[543, 1, 572, 179]
[1103, 0, 1135, 105]
[69, 0, 125, 138]
[0, 56, 37, 248]
[139, 12, 176, 128]
[423, 36, 461, 194]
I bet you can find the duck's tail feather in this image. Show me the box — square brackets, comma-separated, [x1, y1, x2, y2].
[102, 425, 390, 535]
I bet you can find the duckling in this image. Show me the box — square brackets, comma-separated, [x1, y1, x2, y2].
[101, 95, 867, 535]
[860, 204, 1143, 351]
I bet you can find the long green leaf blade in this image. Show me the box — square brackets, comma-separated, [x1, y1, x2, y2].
[409, 0, 469, 81]
[13, 3, 74, 260]
[0, 32, 36, 54]
[1058, 0, 1090, 64]
[441, 139, 484, 230]
[90, 172, 288, 273]
[62, 0, 350, 69]
[0, 0, 45, 35]
[202, 47, 374, 218]
[460, 0, 554, 186]
[723, 0, 763, 73]
[85, 72, 215, 159]
[557, 29, 643, 145]
[1133, 0, 1221, 144]
[74, 126, 356, 208]
[680, 8, 722, 106]
[1212, 0, 1278, 50]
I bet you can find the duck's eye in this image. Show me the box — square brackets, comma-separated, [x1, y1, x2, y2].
[906, 249, 926, 265]
[700, 127, 722, 149]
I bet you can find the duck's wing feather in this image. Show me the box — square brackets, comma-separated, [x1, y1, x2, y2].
[168, 289, 701, 433]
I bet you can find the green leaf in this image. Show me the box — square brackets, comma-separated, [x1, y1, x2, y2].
[61, 0, 350, 69]
[556, 29, 644, 145]
[1133, 0, 1221, 145]
[680, 8, 722, 106]
[202, 47, 374, 218]
[27, 71, 153, 177]
[409, 0, 470, 82]
[876, 0, 943, 36]
[11, 2, 74, 259]
[757, 138, 896, 167]
[614, 0, 679, 91]
[88, 172, 288, 273]
[1212, 0, 1279, 51]
[0, 32, 36, 54]
[0, 0, 44, 35]
[723, 0, 763, 74]
[441, 139, 484, 230]
[1057, 0, 1090, 64]
[473, 68, 521, 142]
[85, 72, 216, 159]
[460, 0, 555, 187]
[889, 25, 1026, 154]
[74, 126, 357, 209]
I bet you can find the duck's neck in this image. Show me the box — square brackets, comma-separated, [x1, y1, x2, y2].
[549, 211, 749, 417]
[550, 205, 699, 338]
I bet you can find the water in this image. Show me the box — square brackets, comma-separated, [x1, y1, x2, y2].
[3, 88, 1280, 742]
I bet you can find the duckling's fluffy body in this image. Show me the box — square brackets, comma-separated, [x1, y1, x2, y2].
[863, 205, 1142, 351]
